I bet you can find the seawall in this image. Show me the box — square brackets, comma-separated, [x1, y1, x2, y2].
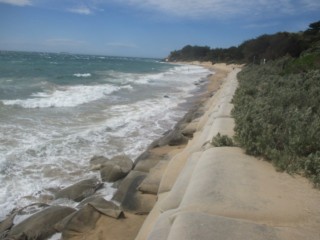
[135, 63, 320, 240]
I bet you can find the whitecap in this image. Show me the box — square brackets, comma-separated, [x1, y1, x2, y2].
[73, 73, 91, 78]
[2, 84, 125, 108]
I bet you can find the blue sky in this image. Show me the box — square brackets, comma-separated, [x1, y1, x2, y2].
[0, 0, 319, 58]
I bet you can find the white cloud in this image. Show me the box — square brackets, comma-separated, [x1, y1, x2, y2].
[112, 0, 320, 19]
[68, 6, 93, 15]
[302, 0, 320, 9]
[0, 0, 32, 6]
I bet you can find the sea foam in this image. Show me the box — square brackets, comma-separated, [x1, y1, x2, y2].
[2, 84, 129, 108]
[0, 56, 213, 220]
[73, 73, 91, 78]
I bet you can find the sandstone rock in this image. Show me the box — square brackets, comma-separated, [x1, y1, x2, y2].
[61, 205, 101, 239]
[158, 129, 189, 147]
[113, 170, 156, 214]
[0, 213, 15, 238]
[100, 155, 133, 182]
[88, 197, 124, 219]
[7, 206, 75, 240]
[89, 155, 110, 170]
[55, 178, 103, 202]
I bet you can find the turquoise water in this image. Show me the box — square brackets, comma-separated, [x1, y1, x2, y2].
[0, 51, 211, 219]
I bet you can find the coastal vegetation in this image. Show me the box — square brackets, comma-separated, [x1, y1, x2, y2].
[168, 21, 320, 65]
[231, 21, 320, 187]
[169, 20, 320, 187]
[232, 61, 320, 187]
[211, 133, 234, 147]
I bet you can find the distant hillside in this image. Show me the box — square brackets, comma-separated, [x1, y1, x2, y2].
[168, 20, 320, 67]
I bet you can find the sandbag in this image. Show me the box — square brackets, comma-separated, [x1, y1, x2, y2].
[166, 212, 278, 240]
[159, 152, 201, 211]
[138, 161, 168, 195]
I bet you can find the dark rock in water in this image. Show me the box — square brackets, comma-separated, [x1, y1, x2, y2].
[1, 203, 50, 238]
[100, 155, 133, 182]
[164, 95, 169, 98]
[55, 178, 103, 202]
[0, 213, 15, 238]
[90, 155, 110, 170]
[158, 129, 189, 146]
[7, 206, 75, 240]
[113, 170, 156, 213]
[61, 204, 101, 239]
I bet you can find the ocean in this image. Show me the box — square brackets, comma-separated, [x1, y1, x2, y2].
[0, 51, 211, 220]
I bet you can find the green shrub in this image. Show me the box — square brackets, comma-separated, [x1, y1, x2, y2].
[211, 133, 234, 147]
[232, 57, 320, 187]
[304, 152, 320, 187]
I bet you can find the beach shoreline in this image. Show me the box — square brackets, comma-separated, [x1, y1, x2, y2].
[0, 61, 228, 239]
[62, 62, 239, 240]
[5, 60, 319, 239]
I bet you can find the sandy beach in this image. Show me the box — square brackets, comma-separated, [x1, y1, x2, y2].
[54, 62, 232, 240]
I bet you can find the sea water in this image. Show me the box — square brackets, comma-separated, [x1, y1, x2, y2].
[0, 51, 211, 219]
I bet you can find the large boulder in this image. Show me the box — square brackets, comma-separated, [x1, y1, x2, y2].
[55, 178, 103, 202]
[113, 171, 156, 214]
[0, 213, 15, 238]
[59, 197, 124, 239]
[89, 155, 110, 170]
[61, 204, 101, 239]
[88, 197, 124, 219]
[100, 155, 133, 182]
[7, 206, 75, 240]
[157, 129, 189, 147]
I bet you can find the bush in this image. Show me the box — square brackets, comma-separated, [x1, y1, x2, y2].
[211, 133, 234, 147]
[304, 152, 320, 187]
[232, 57, 320, 187]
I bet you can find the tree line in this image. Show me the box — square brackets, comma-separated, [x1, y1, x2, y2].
[168, 20, 320, 64]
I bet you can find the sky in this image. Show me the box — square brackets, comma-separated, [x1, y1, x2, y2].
[0, 0, 319, 58]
